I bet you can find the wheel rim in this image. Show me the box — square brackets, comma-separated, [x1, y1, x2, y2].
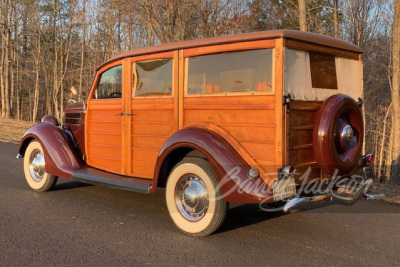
[29, 149, 45, 182]
[175, 174, 209, 222]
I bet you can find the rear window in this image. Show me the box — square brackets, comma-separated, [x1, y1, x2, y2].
[309, 52, 338, 89]
[185, 49, 273, 95]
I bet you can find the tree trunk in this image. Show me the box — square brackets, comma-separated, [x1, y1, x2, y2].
[78, 0, 86, 101]
[333, 0, 339, 38]
[52, 0, 59, 119]
[386, 125, 394, 181]
[391, 0, 400, 184]
[298, 0, 307, 31]
[0, 33, 5, 119]
[378, 103, 391, 180]
[32, 37, 41, 122]
[4, 20, 11, 119]
[0, 0, 13, 119]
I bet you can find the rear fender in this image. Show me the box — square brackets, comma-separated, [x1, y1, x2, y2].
[18, 122, 86, 179]
[153, 128, 273, 203]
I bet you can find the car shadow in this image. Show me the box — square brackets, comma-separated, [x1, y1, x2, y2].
[215, 200, 345, 234]
[216, 203, 285, 234]
[52, 181, 93, 191]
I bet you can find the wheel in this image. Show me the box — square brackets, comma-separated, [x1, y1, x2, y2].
[23, 140, 58, 192]
[313, 94, 363, 175]
[166, 157, 228, 236]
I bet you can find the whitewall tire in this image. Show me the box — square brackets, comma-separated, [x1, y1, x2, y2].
[166, 157, 228, 236]
[23, 140, 58, 192]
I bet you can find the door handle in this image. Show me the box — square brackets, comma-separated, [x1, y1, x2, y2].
[115, 112, 134, 116]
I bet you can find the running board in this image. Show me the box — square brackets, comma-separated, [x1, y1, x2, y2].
[72, 168, 152, 194]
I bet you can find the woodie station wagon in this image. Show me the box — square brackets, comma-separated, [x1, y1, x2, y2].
[18, 30, 374, 236]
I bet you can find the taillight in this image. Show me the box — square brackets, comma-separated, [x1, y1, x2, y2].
[280, 166, 295, 179]
[361, 154, 374, 167]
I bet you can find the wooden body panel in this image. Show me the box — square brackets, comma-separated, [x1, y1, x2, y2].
[183, 94, 278, 184]
[180, 39, 283, 185]
[183, 95, 277, 177]
[127, 51, 177, 178]
[274, 38, 284, 181]
[86, 99, 123, 174]
[286, 100, 323, 184]
[130, 98, 175, 178]
[85, 60, 125, 175]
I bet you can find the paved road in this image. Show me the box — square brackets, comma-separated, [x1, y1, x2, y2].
[1, 141, 400, 266]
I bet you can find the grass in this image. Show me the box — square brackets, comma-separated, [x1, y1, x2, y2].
[0, 119, 35, 144]
[371, 183, 400, 205]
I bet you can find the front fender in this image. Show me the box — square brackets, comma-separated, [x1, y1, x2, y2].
[18, 122, 86, 179]
[153, 128, 273, 203]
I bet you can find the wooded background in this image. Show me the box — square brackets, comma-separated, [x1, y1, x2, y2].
[1, 0, 399, 183]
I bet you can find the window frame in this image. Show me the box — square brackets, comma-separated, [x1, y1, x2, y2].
[131, 52, 175, 99]
[88, 60, 124, 102]
[183, 40, 276, 97]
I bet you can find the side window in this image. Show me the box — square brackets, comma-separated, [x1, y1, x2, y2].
[133, 59, 173, 97]
[93, 65, 122, 99]
[185, 49, 273, 95]
[309, 52, 338, 89]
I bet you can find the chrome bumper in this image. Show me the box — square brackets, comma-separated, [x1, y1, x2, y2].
[283, 179, 374, 213]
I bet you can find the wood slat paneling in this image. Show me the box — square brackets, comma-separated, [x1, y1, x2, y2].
[183, 94, 277, 177]
[287, 100, 323, 184]
[86, 99, 123, 175]
[130, 98, 175, 178]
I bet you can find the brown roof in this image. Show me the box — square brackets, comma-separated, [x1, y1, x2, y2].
[98, 29, 363, 70]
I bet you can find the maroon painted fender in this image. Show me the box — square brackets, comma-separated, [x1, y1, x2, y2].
[18, 122, 86, 179]
[152, 128, 274, 203]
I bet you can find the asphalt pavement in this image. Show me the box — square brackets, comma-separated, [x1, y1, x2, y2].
[1, 141, 399, 266]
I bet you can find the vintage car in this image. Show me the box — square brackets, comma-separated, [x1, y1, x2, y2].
[18, 30, 374, 236]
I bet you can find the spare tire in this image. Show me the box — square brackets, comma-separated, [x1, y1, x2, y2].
[313, 94, 363, 176]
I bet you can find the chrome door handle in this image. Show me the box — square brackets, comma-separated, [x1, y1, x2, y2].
[115, 112, 134, 116]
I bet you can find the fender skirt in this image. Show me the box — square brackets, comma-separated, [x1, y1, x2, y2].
[153, 128, 274, 203]
[18, 123, 86, 179]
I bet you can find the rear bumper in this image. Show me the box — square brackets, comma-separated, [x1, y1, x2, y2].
[283, 179, 373, 213]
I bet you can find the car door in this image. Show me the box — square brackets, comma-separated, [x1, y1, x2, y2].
[85, 61, 126, 175]
[127, 52, 178, 179]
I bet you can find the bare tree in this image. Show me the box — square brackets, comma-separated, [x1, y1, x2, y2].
[391, 0, 400, 184]
[333, 0, 339, 38]
[0, 0, 14, 119]
[298, 0, 308, 31]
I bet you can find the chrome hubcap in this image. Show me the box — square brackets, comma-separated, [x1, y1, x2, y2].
[340, 124, 354, 149]
[175, 174, 209, 222]
[29, 149, 45, 182]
